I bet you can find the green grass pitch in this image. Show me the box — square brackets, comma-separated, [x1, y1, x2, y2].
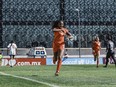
[0, 65, 116, 87]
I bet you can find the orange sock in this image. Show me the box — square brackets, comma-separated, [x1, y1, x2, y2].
[56, 60, 62, 73]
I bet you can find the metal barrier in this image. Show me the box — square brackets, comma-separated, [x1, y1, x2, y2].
[0, 48, 111, 57]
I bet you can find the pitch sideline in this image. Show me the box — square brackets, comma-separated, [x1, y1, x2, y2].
[0, 72, 59, 87]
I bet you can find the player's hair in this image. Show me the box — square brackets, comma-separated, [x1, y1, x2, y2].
[10, 40, 14, 43]
[95, 37, 99, 41]
[52, 20, 65, 29]
[93, 36, 99, 41]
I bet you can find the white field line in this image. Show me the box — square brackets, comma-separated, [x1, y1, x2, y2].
[0, 72, 59, 87]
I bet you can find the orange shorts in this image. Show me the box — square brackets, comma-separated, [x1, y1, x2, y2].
[53, 43, 65, 52]
[92, 50, 100, 56]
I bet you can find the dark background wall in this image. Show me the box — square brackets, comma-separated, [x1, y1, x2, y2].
[0, 0, 116, 48]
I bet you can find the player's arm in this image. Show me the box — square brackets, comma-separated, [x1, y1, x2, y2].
[66, 32, 72, 36]
[15, 45, 18, 55]
[66, 32, 73, 39]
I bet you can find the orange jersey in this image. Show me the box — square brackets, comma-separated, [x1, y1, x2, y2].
[92, 41, 101, 52]
[52, 28, 68, 52]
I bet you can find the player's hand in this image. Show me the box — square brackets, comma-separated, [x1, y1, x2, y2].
[68, 35, 74, 41]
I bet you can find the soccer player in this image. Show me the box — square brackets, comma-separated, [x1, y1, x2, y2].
[52, 20, 73, 76]
[92, 37, 101, 67]
[104, 36, 116, 67]
[7, 40, 17, 67]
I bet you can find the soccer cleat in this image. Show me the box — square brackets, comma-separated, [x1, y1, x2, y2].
[96, 66, 98, 68]
[10, 66, 13, 67]
[55, 71, 59, 76]
[55, 72, 59, 76]
[103, 66, 107, 68]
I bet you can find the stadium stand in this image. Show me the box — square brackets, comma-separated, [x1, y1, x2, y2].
[0, 0, 116, 48]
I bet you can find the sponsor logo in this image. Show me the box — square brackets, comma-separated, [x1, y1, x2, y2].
[1, 58, 46, 66]
[46, 57, 103, 65]
[103, 58, 116, 64]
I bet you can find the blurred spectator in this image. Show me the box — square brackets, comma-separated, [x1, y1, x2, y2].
[7, 40, 17, 67]
[31, 40, 38, 47]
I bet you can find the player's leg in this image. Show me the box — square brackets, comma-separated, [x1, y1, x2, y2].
[53, 52, 58, 64]
[96, 55, 99, 68]
[94, 55, 96, 61]
[104, 53, 110, 67]
[111, 52, 116, 67]
[93, 52, 97, 65]
[10, 55, 13, 67]
[93, 51, 96, 62]
[52, 44, 58, 64]
[55, 49, 64, 76]
[13, 55, 15, 59]
[93, 55, 97, 65]
[96, 51, 100, 68]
